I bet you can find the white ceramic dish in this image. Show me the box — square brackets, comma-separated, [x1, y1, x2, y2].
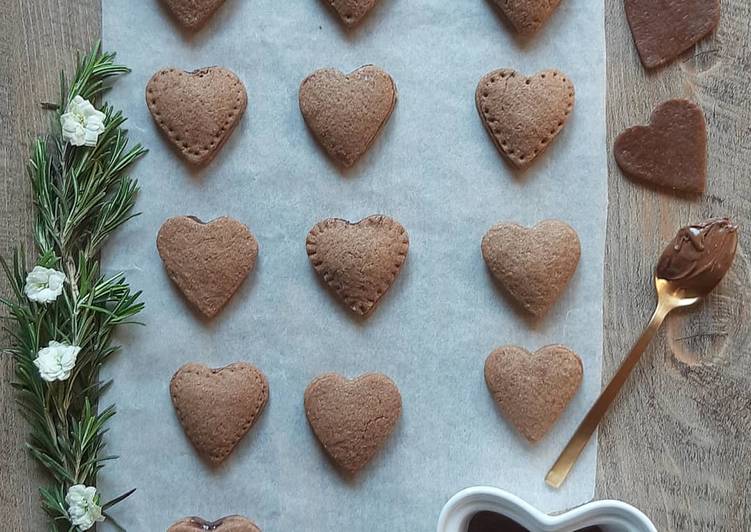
[438, 487, 657, 532]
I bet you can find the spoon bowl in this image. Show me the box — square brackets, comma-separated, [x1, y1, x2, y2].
[654, 277, 701, 308]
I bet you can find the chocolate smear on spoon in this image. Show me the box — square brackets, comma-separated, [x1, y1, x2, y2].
[656, 218, 738, 295]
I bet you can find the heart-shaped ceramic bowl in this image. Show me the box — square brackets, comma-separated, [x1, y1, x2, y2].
[438, 487, 656, 532]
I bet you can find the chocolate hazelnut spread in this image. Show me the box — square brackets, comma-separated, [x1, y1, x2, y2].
[656, 218, 738, 294]
[185, 517, 226, 530]
[167, 515, 260, 532]
[467, 511, 603, 532]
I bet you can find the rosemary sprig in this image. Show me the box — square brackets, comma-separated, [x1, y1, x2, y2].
[1, 42, 145, 530]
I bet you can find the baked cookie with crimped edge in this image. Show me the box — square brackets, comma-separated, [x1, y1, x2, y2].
[306, 214, 408, 316]
[476, 69, 574, 168]
[146, 66, 247, 166]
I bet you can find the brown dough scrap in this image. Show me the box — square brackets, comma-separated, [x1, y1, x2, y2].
[156, 216, 258, 319]
[614, 99, 707, 195]
[491, 0, 562, 35]
[481, 220, 580, 317]
[306, 215, 408, 316]
[146, 67, 247, 166]
[161, 0, 228, 30]
[625, 0, 721, 69]
[168, 515, 261, 532]
[304, 373, 402, 474]
[170, 363, 269, 465]
[299, 65, 396, 168]
[476, 69, 574, 168]
[485, 345, 583, 442]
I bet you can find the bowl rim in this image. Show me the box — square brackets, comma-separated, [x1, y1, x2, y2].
[437, 486, 657, 532]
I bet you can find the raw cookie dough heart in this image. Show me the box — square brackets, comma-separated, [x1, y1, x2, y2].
[306, 215, 409, 316]
[299, 66, 396, 168]
[146, 67, 247, 166]
[614, 99, 707, 195]
[485, 345, 582, 442]
[304, 373, 402, 474]
[157, 216, 258, 319]
[625, 0, 721, 69]
[476, 69, 574, 168]
[491, 0, 562, 35]
[161, 0, 228, 30]
[170, 363, 269, 464]
[323, 0, 379, 26]
[481, 220, 580, 317]
[168, 515, 261, 532]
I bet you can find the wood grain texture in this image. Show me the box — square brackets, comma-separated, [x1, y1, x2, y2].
[597, 1, 751, 530]
[0, 1, 100, 530]
[0, 0, 749, 531]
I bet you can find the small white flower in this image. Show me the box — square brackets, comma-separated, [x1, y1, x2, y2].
[24, 266, 66, 304]
[65, 484, 105, 531]
[60, 95, 106, 147]
[33, 341, 80, 382]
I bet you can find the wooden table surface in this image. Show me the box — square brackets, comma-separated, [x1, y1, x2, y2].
[2, 1, 749, 530]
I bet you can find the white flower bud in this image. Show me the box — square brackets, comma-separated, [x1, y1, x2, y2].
[33, 341, 80, 382]
[24, 266, 66, 304]
[65, 484, 105, 530]
[60, 95, 106, 147]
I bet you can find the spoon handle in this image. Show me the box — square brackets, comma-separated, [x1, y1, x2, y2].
[545, 301, 672, 488]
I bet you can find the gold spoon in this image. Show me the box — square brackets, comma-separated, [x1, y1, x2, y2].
[546, 218, 738, 488]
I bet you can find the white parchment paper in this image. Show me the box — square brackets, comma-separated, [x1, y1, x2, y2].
[101, 1, 607, 530]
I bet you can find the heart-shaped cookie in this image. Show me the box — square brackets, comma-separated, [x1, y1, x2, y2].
[299, 66, 396, 168]
[614, 99, 707, 195]
[161, 0, 228, 30]
[625, 0, 721, 69]
[170, 363, 269, 464]
[306, 215, 408, 316]
[491, 0, 562, 35]
[146, 67, 247, 166]
[323, 0, 379, 26]
[476, 69, 574, 167]
[484, 345, 582, 442]
[157, 216, 258, 319]
[481, 220, 580, 317]
[304, 373, 401, 474]
[168, 515, 261, 532]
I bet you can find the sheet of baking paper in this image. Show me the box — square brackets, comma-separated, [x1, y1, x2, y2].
[101, 1, 606, 530]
